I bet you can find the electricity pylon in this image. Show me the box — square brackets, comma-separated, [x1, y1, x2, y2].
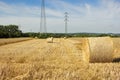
[40, 0, 47, 33]
[65, 12, 68, 34]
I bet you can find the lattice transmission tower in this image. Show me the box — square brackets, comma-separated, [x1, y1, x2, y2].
[65, 12, 68, 34]
[40, 0, 47, 33]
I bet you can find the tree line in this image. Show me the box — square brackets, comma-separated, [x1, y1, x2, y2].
[24, 32, 120, 38]
[0, 24, 120, 38]
[0, 25, 22, 38]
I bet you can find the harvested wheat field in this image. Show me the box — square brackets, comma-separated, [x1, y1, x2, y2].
[0, 38, 32, 46]
[0, 38, 120, 80]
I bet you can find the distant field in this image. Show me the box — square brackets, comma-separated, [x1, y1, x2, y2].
[0, 38, 120, 80]
[0, 38, 32, 46]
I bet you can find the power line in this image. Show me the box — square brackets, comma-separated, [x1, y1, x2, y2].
[40, 0, 47, 33]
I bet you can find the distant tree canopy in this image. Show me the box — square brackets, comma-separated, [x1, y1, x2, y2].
[0, 25, 22, 38]
[23, 32, 120, 38]
[22, 33, 73, 39]
[0, 24, 120, 38]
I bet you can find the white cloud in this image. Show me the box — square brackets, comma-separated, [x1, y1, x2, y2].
[0, 0, 120, 33]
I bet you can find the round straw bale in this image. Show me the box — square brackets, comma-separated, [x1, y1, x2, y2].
[64, 37, 67, 39]
[46, 37, 53, 43]
[81, 38, 90, 63]
[71, 38, 90, 63]
[112, 38, 120, 49]
[88, 37, 113, 63]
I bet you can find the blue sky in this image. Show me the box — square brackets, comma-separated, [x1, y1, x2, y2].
[0, 0, 98, 5]
[0, 0, 100, 9]
[0, 0, 120, 33]
[0, 0, 41, 6]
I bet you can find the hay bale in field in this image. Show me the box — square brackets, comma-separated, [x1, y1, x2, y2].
[81, 38, 90, 63]
[88, 37, 114, 63]
[46, 37, 53, 43]
[112, 38, 120, 49]
[64, 37, 67, 39]
[70, 38, 90, 63]
[35, 36, 38, 39]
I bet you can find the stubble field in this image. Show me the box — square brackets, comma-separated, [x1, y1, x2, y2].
[0, 38, 120, 80]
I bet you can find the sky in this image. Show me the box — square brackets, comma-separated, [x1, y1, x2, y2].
[0, 0, 120, 33]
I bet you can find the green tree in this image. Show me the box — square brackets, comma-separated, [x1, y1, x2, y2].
[0, 25, 22, 38]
